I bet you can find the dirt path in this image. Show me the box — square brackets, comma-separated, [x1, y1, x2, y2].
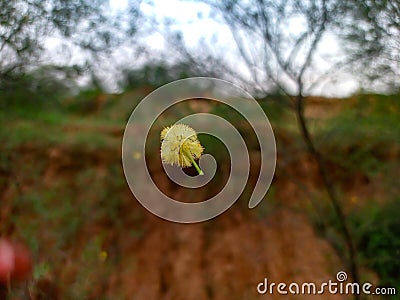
[111, 158, 348, 300]
[112, 207, 347, 300]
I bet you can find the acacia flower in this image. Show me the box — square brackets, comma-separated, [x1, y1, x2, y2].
[160, 124, 204, 175]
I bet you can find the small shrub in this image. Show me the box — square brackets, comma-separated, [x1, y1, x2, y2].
[350, 198, 400, 299]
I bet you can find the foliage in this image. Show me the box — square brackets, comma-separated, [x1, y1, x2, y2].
[63, 87, 105, 114]
[0, 0, 142, 106]
[0, 64, 80, 109]
[349, 198, 400, 299]
[119, 60, 209, 89]
[317, 94, 400, 176]
[336, 0, 400, 91]
[0, 0, 140, 69]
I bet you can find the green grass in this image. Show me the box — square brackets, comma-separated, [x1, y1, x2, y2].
[6, 149, 136, 297]
[349, 198, 400, 300]
[313, 94, 400, 177]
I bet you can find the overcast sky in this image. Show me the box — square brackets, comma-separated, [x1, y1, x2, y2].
[102, 0, 359, 96]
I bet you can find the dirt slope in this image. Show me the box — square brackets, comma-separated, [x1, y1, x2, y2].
[107, 158, 348, 300]
[1, 134, 361, 300]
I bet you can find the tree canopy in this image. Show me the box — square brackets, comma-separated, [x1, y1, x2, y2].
[336, 0, 400, 90]
[165, 0, 399, 94]
[0, 0, 141, 82]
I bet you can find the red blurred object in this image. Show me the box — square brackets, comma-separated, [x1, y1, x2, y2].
[0, 239, 32, 285]
[0, 239, 14, 284]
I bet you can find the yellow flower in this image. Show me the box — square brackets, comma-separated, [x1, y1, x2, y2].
[98, 250, 108, 262]
[160, 124, 204, 175]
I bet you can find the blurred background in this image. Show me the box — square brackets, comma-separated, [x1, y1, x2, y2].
[0, 0, 399, 299]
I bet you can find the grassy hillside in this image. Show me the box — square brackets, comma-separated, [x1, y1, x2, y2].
[0, 90, 399, 299]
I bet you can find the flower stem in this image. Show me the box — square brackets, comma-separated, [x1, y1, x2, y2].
[184, 150, 204, 175]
